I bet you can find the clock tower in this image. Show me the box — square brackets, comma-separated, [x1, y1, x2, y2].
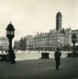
[56, 11, 62, 31]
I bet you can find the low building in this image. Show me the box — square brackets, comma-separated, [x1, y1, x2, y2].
[26, 35, 34, 50]
[0, 37, 8, 51]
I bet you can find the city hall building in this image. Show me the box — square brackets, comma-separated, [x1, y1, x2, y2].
[14, 12, 78, 51]
[33, 12, 78, 51]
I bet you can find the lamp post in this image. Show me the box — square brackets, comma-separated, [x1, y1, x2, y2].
[6, 22, 16, 63]
[71, 33, 77, 57]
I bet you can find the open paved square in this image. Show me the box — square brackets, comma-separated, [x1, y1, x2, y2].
[0, 53, 78, 79]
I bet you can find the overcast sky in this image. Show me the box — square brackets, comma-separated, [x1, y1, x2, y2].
[0, 0, 78, 40]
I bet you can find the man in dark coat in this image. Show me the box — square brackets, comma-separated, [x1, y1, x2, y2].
[54, 47, 61, 70]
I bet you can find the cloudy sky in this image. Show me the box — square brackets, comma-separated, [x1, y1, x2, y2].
[0, 0, 78, 40]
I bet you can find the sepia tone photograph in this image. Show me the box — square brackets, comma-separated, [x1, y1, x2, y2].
[0, 0, 78, 79]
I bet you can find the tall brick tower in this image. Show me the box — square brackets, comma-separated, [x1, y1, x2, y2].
[56, 11, 62, 31]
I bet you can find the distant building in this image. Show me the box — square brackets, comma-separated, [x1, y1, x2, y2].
[26, 35, 34, 50]
[14, 35, 34, 51]
[19, 37, 26, 51]
[71, 30, 78, 43]
[33, 12, 73, 51]
[14, 11, 78, 51]
[51, 30, 61, 50]
[14, 41, 20, 50]
[34, 32, 50, 50]
[0, 37, 8, 51]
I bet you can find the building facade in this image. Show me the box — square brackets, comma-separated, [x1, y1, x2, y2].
[34, 32, 50, 50]
[14, 11, 78, 51]
[0, 37, 8, 51]
[14, 41, 20, 50]
[14, 35, 34, 51]
[26, 35, 34, 50]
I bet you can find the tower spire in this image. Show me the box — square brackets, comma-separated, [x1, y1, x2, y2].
[10, 21, 11, 24]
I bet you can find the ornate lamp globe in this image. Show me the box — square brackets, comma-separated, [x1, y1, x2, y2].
[6, 22, 15, 39]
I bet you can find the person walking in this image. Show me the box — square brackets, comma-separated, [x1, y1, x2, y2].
[54, 47, 61, 70]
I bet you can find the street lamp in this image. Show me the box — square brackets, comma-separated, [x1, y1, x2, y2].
[6, 22, 16, 63]
[71, 33, 77, 57]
